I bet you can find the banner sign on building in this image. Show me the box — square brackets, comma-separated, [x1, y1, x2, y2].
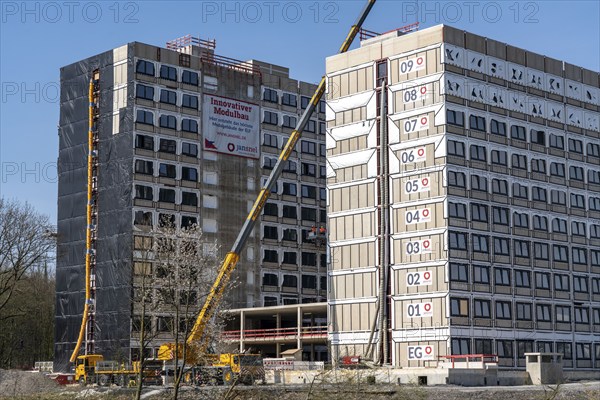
[202, 94, 260, 159]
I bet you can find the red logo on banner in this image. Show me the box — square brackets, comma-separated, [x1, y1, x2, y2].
[417, 57, 424, 65]
[422, 209, 430, 217]
[420, 86, 427, 94]
[424, 272, 431, 280]
[421, 178, 429, 186]
[425, 346, 432, 354]
[423, 240, 430, 249]
[418, 148, 425, 157]
[421, 117, 428, 125]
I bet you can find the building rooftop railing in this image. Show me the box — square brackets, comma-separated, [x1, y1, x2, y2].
[166, 34, 216, 50]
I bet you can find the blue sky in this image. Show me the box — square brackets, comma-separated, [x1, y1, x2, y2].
[1, 0, 599, 222]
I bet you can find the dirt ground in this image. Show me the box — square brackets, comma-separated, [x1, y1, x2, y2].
[0, 369, 598, 400]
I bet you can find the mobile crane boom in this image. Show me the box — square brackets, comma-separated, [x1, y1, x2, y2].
[182, 0, 377, 352]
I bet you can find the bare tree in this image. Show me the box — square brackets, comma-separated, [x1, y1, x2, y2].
[0, 198, 54, 314]
[150, 222, 221, 400]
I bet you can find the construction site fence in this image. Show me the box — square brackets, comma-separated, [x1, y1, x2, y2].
[263, 359, 325, 371]
[34, 361, 54, 373]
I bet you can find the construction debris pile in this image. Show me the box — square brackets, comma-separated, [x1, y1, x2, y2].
[0, 369, 59, 396]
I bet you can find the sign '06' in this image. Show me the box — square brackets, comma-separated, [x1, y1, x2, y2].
[400, 146, 426, 164]
[408, 345, 435, 360]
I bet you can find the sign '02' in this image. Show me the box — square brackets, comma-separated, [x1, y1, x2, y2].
[408, 345, 435, 360]
[407, 302, 433, 318]
[403, 115, 429, 134]
[399, 56, 426, 74]
[406, 270, 433, 287]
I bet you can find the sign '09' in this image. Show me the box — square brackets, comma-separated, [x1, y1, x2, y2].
[399, 56, 426, 74]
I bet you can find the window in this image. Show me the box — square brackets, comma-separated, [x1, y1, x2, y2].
[537, 342, 553, 353]
[516, 303, 532, 320]
[282, 229, 297, 242]
[320, 275, 327, 290]
[511, 125, 526, 140]
[319, 122, 326, 135]
[568, 138, 583, 153]
[576, 343, 591, 360]
[263, 133, 278, 148]
[470, 145, 486, 161]
[160, 89, 177, 105]
[512, 154, 527, 170]
[552, 218, 567, 233]
[535, 272, 550, 290]
[263, 250, 278, 263]
[320, 143, 326, 157]
[319, 100, 326, 113]
[497, 340, 513, 359]
[592, 278, 600, 295]
[555, 305, 571, 323]
[490, 119, 506, 136]
[591, 225, 600, 239]
[133, 211, 152, 226]
[301, 163, 316, 177]
[531, 159, 546, 174]
[474, 299, 491, 318]
[136, 60, 155, 76]
[158, 188, 175, 203]
[515, 270, 530, 288]
[533, 216, 547, 232]
[495, 268, 510, 285]
[448, 140, 465, 157]
[512, 183, 528, 199]
[554, 274, 569, 291]
[136, 111, 155, 129]
[549, 134, 564, 149]
[469, 115, 486, 131]
[473, 265, 490, 284]
[553, 245, 568, 262]
[450, 298, 469, 317]
[449, 231, 467, 250]
[263, 111, 278, 125]
[282, 205, 297, 219]
[471, 203, 488, 222]
[160, 65, 177, 81]
[496, 301, 512, 320]
[135, 134, 154, 150]
[587, 142, 600, 158]
[301, 140, 316, 154]
[472, 234, 489, 253]
[591, 197, 600, 211]
[181, 118, 198, 133]
[282, 182, 297, 196]
[551, 190, 566, 205]
[594, 309, 600, 326]
[300, 96, 310, 109]
[281, 92, 297, 107]
[492, 179, 508, 195]
[530, 129, 545, 145]
[550, 162, 565, 177]
[452, 339, 470, 355]
[474, 339, 493, 355]
[532, 187, 547, 202]
[301, 185, 317, 199]
[282, 275, 298, 288]
[159, 115, 176, 130]
[572, 247, 587, 265]
[493, 207, 509, 225]
[158, 213, 175, 227]
[181, 167, 197, 181]
[447, 109, 464, 126]
[537, 304, 552, 322]
[282, 115, 297, 128]
[136, 84, 154, 100]
[572, 221, 586, 236]
[283, 160, 297, 173]
[263, 226, 278, 240]
[534, 243, 549, 260]
[450, 263, 469, 282]
[135, 160, 153, 175]
[589, 170, 600, 184]
[283, 252, 297, 265]
[182, 94, 198, 109]
[262, 273, 278, 286]
[302, 274, 317, 288]
[514, 240, 529, 257]
[513, 212, 529, 228]
[449, 202, 467, 219]
[376, 60, 387, 86]
[159, 138, 176, 154]
[263, 297, 278, 306]
[182, 70, 198, 85]
[320, 189, 327, 202]
[181, 192, 197, 207]
[301, 207, 316, 222]
[135, 185, 153, 200]
[263, 88, 278, 103]
[181, 142, 198, 157]
[263, 203, 278, 217]
[556, 342, 572, 360]
[448, 171, 466, 187]
[494, 238, 510, 256]
[262, 157, 276, 170]
[569, 166, 584, 181]
[471, 175, 487, 192]
[517, 341, 534, 359]
[491, 150, 507, 165]
[573, 275, 588, 293]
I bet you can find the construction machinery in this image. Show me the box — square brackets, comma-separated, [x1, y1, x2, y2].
[74, 354, 162, 387]
[70, 0, 376, 386]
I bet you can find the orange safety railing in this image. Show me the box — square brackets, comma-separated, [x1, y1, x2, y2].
[440, 354, 498, 368]
[222, 326, 327, 341]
